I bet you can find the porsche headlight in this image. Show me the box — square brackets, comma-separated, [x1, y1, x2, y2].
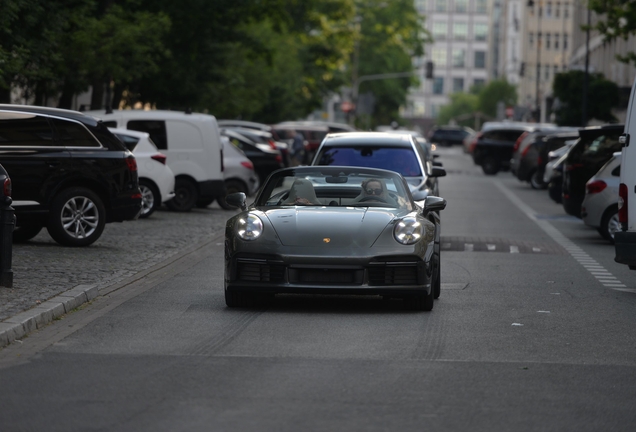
[393, 217, 423, 245]
[237, 214, 263, 241]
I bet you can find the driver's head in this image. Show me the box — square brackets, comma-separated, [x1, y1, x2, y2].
[362, 179, 384, 196]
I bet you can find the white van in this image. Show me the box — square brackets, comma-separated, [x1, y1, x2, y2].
[86, 109, 225, 211]
[616, 81, 636, 269]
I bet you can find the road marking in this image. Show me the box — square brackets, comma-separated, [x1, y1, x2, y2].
[464, 243, 474, 251]
[532, 247, 541, 252]
[494, 181, 630, 294]
[510, 245, 520, 253]
[487, 244, 496, 251]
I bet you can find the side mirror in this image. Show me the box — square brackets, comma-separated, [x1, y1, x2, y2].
[424, 196, 446, 213]
[225, 192, 247, 211]
[433, 161, 443, 167]
[430, 166, 446, 177]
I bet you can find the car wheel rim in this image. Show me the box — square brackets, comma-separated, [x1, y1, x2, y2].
[608, 213, 621, 239]
[60, 196, 99, 239]
[140, 185, 155, 215]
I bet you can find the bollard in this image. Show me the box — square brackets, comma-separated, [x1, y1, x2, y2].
[0, 195, 15, 288]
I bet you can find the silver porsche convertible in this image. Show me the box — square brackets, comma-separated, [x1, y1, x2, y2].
[224, 166, 446, 311]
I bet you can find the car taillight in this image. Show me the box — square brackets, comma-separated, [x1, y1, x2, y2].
[469, 135, 479, 153]
[3, 178, 11, 197]
[586, 180, 607, 194]
[276, 154, 283, 164]
[565, 163, 583, 172]
[513, 132, 528, 153]
[268, 139, 277, 150]
[618, 183, 628, 226]
[126, 156, 137, 172]
[150, 153, 167, 165]
[521, 144, 531, 158]
[241, 161, 254, 170]
[537, 156, 543, 165]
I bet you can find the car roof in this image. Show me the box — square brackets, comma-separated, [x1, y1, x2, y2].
[481, 121, 555, 132]
[321, 132, 414, 147]
[0, 104, 97, 125]
[217, 120, 272, 131]
[107, 127, 150, 139]
[84, 109, 218, 122]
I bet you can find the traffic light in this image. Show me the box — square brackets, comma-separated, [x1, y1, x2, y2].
[425, 61, 434, 79]
[519, 62, 525, 77]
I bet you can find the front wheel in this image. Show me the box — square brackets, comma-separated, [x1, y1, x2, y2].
[47, 187, 106, 247]
[600, 206, 620, 243]
[404, 288, 434, 311]
[481, 157, 500, 175]
[530, 170, 547, 190]
[166, 178, 198, 212]
[433, 255, 441, 299]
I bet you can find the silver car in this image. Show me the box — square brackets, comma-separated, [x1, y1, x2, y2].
[581, 152, 621, 243]
[220, 137, 260, 210]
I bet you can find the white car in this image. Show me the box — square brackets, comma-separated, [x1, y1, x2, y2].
[581, 152, 621, 243]
[109, 128, 175, 218]
[220, 137, 260, 210]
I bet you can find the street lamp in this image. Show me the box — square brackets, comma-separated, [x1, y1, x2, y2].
[527, 0, 542, 121]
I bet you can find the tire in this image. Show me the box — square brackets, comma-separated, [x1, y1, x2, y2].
[139, 179, 160, 218]
[433, 254, 441, 299]
[530, 170, 547, 190]
[600, 206, 620, 243]
[47, 187, 106, 247]
[12, 223, 43, 243]
[166, 178, 198, 212]
[196, 198, 215, 208]
[225, 290, 271, 308]
[404, 287, 434, 311]
[481, 157, 500, 175]
[219, 179, 247, 210]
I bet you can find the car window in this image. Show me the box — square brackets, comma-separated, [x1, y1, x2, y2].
[128, 120, 167, 150]
[256, 168, 413, 210]
[51, 118, 100, 147]
[114, 133, 140, 151]
[102, 121, 117, 128]
[582, 134, 622, 159]
[316, 146, 422, 177]
[0, 112, 56, 146]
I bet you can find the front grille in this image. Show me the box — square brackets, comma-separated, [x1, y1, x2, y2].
[289, 268, 362, 285]
[237, 262, 285, 283]
[368, 265, 419, 286]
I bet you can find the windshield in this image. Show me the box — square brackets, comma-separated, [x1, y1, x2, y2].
[255, 167, 414, 210]
[315, 146, 422, 177]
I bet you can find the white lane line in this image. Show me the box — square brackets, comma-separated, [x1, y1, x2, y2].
[464, 243, 474, 252]
[487, 244, 496, 251]
[532, 247, 541, 252]
[510, 245, 520, 253]
[494, 181, 630, 294]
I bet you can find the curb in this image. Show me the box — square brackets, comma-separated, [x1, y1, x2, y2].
[0, 234, 222, 349]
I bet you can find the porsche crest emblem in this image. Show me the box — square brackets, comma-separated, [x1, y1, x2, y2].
[323, 238, 331, 243]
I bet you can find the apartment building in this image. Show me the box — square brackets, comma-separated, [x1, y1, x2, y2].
[405, 0, 491, 126]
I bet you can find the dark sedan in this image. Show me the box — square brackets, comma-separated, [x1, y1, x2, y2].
[224, 166, 446, 311]
[221, 129, 284, 183]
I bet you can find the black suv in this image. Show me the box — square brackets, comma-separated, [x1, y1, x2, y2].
[428, 126, 475, 147]
[0, 105, 142, 246]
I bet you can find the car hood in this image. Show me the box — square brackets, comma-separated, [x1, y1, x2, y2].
[263, 207, 401, 247]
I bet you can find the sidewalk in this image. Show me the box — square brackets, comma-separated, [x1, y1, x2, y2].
[0, 205, 233, 348]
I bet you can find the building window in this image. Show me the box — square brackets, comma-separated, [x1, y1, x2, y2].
[563, 33, 568, 50]
[529, 32, 534, 47]
[554, 64, 559, 75]
[554, 33, 560, 49]
[432, 47, 447, 66]
[414, 0, 426, 12]
[564, 2, 569, 18]
[546, 1, 552, 17]
[433, 22, 448, 40]
[545, 64, 550, 79]
[546, 33, 551, 49]
[474, 23, 488, 41]
[455, 0, 468, 13]
[453, 77, 465, 92]
[555, 1, 560, 17]
[435, 0, 447, 12]
[433, 77, 444, 94]
[474, 51, 486, 68]
[454, 22, 468, 40]
[475, 0, 488, 13]
[473, 78, 486, 89]
[452, 48, 466, 68]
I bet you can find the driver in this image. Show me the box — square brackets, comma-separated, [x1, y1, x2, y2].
[354, 178, 398, 206]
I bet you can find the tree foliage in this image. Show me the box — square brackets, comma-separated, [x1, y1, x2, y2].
[476, 79, 517, 118]
[589, 0, 636, 65]
[436, 92, 479, 126]
[552, 70, 620, 126]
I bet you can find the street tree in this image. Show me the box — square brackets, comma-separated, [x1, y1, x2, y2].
[588, 0, 636, 65]
[476, 79, 517, 119]
[552, 70, 620, 126]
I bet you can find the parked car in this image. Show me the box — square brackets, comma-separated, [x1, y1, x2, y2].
[224, 126, 289, 167]
[0, 163, 11, 204]
[0, 105, 141, 246]
[581, 152, 621, 243]
[219, 136, 260, 210]
[381, 129, 437, 165]
[223, 166, 446, 310]
[471, 123, 538, 175]
[512, 129, 579, 189]
[86, 109, 225, 212]
[311, 132, 446, 200]
[221, 129, 284, 183]
[562, 124, 623, 218]
[428, 125, 475, 147]
[109, 128, 175, 218]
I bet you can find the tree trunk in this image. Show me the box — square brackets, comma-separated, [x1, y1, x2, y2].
[90, 78, 104, 110]
[111, 82, 125, 110]
[0, 87, 11, 104]
[57, 79, 74, 109]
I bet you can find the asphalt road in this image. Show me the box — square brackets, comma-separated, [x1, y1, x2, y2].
[1, 146, 635, 432]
